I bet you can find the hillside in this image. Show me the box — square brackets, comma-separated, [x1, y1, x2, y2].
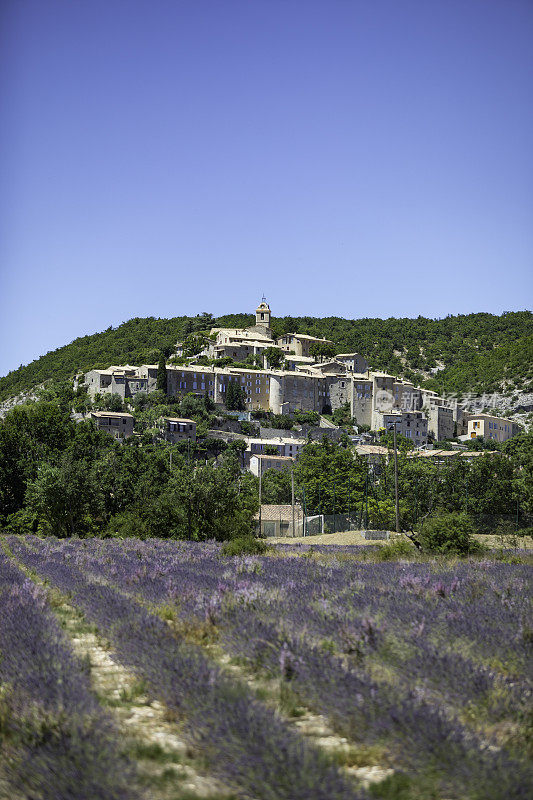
[1, 310, 531, 402]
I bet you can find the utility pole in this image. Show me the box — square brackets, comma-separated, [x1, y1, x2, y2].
[348, 473, 351, 521]
[258, 457, 262, 538]
[333, 476, 336, 533]
[365, 465, 369, 529]
[393, 422, 400, 533]
[291, 467, 296, 538]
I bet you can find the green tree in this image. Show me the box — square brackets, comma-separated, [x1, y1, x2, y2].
[378, 429, 415, 451]
[294, 439, 365, 514]
[309, 342, 337, 361]
[101, 393, 124, 412]
[156, 354, 168, 393]
[145, 454, 257, 540]
[263, 347, 285, 369]
[332, 402, 353, 427]
[26, 456, 97, 537]
[226, 380, 246, 411]
[261, 468, 292, 504]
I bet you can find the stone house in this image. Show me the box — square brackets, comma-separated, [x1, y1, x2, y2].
[84, 367, 148, 399]
[276, 333, 334, 358]
[89, 411, 134, 440]
[335, 353, 368, 373]
[465, 414, 521, 442]
[374, 411, 428, 446]
[254, 504, 304, 538]
[246, 437, 306, 459]
[426, 405, 455, 441]
[160, 417, 197, 443]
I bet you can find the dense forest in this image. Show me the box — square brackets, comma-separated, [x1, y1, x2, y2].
[1, 310, 532, 401]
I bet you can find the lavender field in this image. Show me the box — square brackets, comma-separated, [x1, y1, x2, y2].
[1, 536, 532, 800]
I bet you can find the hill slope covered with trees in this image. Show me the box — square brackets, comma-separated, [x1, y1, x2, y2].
[1, 310, 531, 401]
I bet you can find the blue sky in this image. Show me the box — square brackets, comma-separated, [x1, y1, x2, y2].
[1, 0, 532, 376]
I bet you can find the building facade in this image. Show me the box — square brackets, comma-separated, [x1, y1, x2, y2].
[160, 417, 197, 443]
[85, 367, 148, 399]
[249, 454, 294, 476]
[466, 414, 521, 443]
[89, 411, 134, 440]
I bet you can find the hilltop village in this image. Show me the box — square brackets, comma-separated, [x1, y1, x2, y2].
[80, 300, 522, 470]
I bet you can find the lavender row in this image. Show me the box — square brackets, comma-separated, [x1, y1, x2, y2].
[12, 537, 367, 800]
[0, 550, 138, 800]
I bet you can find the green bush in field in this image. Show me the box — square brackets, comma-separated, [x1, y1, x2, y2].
[104, 511, 149, 539]
[375, 539, 414, 561]
[417, 512, 482, 555]
[221, 536, 269, 557]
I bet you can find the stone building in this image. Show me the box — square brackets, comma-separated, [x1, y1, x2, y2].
[84, 367, 148, 400]
[254, 504, 305, 538]
[276, 333, 334, 358]
[374, 411, 428, 446]
[89, 411, 134, 440]
[335, 353, 368, 373]
[246, 437, 306, 459]
[160, 417, 197, 443]
[465, 414, 521, 443]
[426, 404, 455, 441]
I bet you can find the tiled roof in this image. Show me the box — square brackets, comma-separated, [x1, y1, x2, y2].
[91, 411, 134, 419]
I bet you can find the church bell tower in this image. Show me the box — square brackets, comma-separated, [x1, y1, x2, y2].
[255, 296, 271, 329]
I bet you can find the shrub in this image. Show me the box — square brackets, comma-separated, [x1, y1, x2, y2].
[375, 539, 414, 561]
[221, 536, 269, 557]
[104, 511, 149, 539]
[417, 512, 482, 555]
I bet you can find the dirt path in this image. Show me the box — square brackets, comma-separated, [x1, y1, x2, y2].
[207, 647, 394, 789]
[56, 600, 235, 800]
